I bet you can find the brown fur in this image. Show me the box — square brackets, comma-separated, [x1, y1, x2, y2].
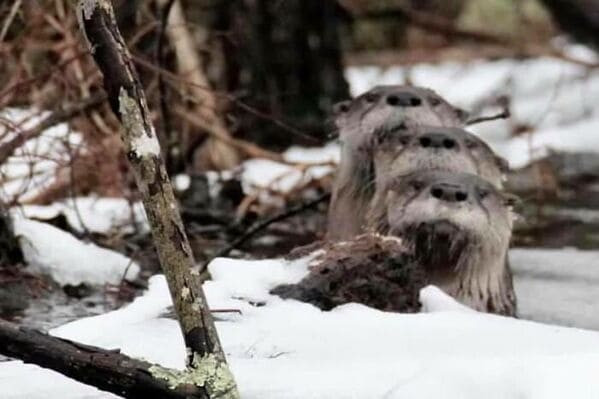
[368, 170, 517, 316]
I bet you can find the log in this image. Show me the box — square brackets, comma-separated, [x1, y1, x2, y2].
[72, 1, 238, 397]
[0, 319, 203, 399]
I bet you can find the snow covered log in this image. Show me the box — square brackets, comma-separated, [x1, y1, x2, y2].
[67, 0, 239, 397]
[0, 319, 205, 399]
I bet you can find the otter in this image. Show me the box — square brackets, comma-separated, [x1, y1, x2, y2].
[372, 125, 508, 190]
[328, 85, 469, 241]
[369, 170, 517, 315]
[273, 170, 517, 316]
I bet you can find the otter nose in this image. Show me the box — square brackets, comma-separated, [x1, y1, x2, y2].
[419, 133, 457, 149]
[430, 183, 468, 202]
[386, 92, 422, 107]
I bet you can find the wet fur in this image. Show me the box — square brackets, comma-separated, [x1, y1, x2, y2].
[368, 170, 517, 315]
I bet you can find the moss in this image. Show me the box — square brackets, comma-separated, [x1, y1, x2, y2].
[149, 353, 239, 398]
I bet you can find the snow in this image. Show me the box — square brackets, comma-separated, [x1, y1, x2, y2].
[0, 108, 83, 202]
[130, 129, 162, 157]
[12, 217, 140, 286]
[11, 197, 148, 235]
[4, 248, 599, 398]
[240, 143, 338, 198]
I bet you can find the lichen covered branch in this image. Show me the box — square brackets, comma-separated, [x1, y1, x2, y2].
[70, 0, 238, 397]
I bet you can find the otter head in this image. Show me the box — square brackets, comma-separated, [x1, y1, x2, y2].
[332, 85, 468, 146]
[368, 170, 517, 315]
[372, 125, 509, 189]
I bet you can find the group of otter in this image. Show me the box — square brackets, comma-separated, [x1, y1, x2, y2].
[274, 85, 518, 317]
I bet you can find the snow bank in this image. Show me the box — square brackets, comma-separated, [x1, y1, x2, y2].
[12, 197, 148, 234]
[13, 217, 140, 286]
[4, 248, 599, 398]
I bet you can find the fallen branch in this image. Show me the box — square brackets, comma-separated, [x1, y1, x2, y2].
[0, 319, 203, 399]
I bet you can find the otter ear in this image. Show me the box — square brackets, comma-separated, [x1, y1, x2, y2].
[455, 107, 470, 123]
[495, 156, 509, 173]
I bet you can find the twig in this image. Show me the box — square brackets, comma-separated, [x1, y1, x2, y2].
[0, 0, 21, 42]
[201, 192, 330, 272]
[0, 93, 107, 165]
[466, 109, 510, 126]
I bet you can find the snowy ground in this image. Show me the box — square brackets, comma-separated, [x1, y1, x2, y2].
[4, 251, 599, 399]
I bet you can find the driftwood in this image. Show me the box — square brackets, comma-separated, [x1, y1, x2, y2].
[0, 1, 241, 398]
[0, 319, 205, 399]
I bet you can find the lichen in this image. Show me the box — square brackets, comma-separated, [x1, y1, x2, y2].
[149, 353, 239, 398]
[118, 88, 161, 157]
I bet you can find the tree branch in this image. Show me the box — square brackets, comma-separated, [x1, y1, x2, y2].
[72, 1, 238, 397]
[0, 319, 203, 399]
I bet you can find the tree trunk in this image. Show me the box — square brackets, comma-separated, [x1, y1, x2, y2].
[539, 0, 599, 50]
[211, 0, 350, 149]
[71, 1, 238, 397]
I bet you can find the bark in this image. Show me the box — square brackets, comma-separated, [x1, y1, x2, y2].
[0, 319, 205, 399]
[72, 1, 238, 397]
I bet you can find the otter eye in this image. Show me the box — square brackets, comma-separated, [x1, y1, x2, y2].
[478, 188, 489, 199]
[464, 139, 478, 149]
[398, 135, 411, 145]
[364, 93, 378, 103]
[429, 97, 441, 106]
[410, 180, 424, 190]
